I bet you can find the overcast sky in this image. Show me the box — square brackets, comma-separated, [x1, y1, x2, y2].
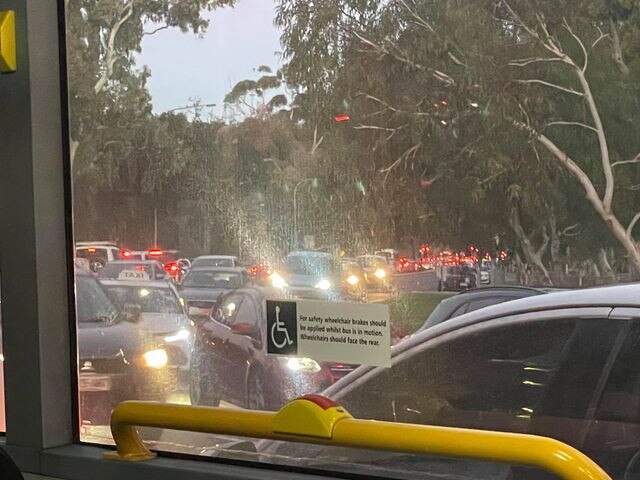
[137, 0, 282, 116]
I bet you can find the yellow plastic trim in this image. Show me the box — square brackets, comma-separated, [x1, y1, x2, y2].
[0, 11, 16, 73]
[106, 400, 611, 480]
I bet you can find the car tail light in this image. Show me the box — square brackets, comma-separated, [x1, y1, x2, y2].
[88, 248, 96, 253]
[148, 248, 163, 257]
[135, 265, 145, 271]
[120, 249, 132, 258]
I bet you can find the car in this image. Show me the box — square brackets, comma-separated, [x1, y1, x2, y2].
[418, 286, 547, 331]
[189, 288, 334, 410]
[257, 284, 640, 480]
[96, 260, 166, 281]
[179, 266, 249, 317]
[76, 269, 178, 426]
[75, 241, 120, 272]
[340, 258, 367, 302]
[248, 262, 272, 284]
[356, 255, 392, 291]
[271, 251, 343, 301]
[374, 248, 399, 268]
[99, 279, 193, 376]
[436, 264, 477, 291]
[191, 255, 239, 268]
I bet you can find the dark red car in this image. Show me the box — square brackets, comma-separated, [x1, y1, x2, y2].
[189, 288, 334, 410]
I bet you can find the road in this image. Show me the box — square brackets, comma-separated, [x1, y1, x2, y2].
[390, 270, 439, 292]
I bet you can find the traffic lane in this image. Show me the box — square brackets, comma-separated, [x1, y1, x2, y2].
[390, 270, 439, 292]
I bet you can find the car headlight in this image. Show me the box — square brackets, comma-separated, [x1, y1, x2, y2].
[142, 348, 168, 369]
[279, 357, 321, 373]
[315, 279, 332, 290]
[346, 274, 359, 286]
[271, 272, 288, 289]
[374, 268, 386, 279]
[164, 328, 190, 343]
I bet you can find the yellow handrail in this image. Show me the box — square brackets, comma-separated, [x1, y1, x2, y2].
[105, 396, 611, 480]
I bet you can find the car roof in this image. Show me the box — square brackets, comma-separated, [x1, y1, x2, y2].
[105, 260, 160, 265]
[187, 266, 245, 273]
[452, 285, 545, 297]
[194, 255, 237, 260]
[287, 250, 331, 257]
[403, 283, 640, 355]
[99, 279, 173, 289]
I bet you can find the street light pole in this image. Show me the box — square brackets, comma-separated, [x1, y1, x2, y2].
[292, 178, 313, 249]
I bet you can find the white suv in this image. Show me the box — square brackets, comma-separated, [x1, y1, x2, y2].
[75, 241, 121, 272]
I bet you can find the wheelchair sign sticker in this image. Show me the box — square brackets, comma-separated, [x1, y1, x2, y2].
[266, 300, 298, 355]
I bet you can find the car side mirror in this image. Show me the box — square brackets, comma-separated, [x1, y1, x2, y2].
[123, 303, 142, 322]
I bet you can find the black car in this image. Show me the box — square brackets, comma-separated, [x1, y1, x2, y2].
[179, 266, 249, 317]
[189, 288, 334, 410]
[419, 286, 547, 331]
[76, 269, 178, 425]
[437, 264, 477, 291]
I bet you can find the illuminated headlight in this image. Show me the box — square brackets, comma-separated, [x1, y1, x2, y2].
[279, 357, 321, 373]
[271, 272, 288, 289]
[346, 274, 359, 286]
[374, 268, 386, 279]
[315, 279, 332, 290]
[164, 329, 190, 343]
[142, 348, 168, 369]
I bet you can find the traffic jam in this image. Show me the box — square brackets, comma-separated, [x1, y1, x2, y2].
[74, 242, 499, 419]
[70, 239, 640, 479]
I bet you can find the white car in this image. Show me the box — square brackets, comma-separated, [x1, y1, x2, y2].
[257, 284, 640, 480]
[99, 279, 193, 374]
[75, 241, 121, 271]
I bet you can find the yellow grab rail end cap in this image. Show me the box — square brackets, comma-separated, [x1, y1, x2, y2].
[272, 395, 352, 439]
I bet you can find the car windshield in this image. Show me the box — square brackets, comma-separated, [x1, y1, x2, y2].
[182, 270, 242, 288]
[103, 285, 182, 314]
[192, 258, 234, 268]
[75, 275, 118, 323]
[284, 255, 333, 276]
[358, 257, 385, 268]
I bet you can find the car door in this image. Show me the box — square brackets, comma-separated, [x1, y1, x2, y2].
[222, 293, 262, 406]
[197, 292, 246, 403]
[267, 308, 617, 480]
[582, 309, 640, 479]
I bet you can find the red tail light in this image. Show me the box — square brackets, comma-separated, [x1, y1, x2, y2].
[135, 265, 145, 271]
[148, 248, 163, 257]
[120, 250, 132, 258]
[334, 114, 350, 122]
[88, 248, 96, 253]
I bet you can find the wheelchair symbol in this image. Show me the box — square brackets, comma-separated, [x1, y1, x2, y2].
[270, 306, 294, 349]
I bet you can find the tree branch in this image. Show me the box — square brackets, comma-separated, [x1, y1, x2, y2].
[612, 154, 640, 168]
[142, 24, 170, 37]
[509, 57, 565, 67]
[628, 212, 640, 239]
[514, 79, 584, 96]
[94, 2, 133, 95]
[563, 18, 588, 72]
[546, 121, 597, 133]
[609, 18, 630, 76]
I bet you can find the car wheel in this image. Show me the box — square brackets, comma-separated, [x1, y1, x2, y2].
[189, 344, 221, 407]
[246, 369, 267, 411]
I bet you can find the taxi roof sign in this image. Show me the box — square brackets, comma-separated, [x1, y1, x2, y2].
[0, 11, 16, 73]
[117, 270, 151, 281]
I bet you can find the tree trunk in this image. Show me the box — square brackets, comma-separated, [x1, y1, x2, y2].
[509, 206, 553, 285]
[597, 248, 615, 280]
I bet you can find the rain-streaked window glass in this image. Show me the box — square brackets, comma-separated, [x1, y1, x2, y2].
[66, 0, 640, 477]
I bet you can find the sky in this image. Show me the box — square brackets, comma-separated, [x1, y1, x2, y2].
[137, 0, 283, 117]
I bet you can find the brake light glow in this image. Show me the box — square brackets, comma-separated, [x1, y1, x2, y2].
[334, 114, 350, 122]
[148, 249, 163, 257]
[120, 250, 132, 258]
[88, 248, 96, 253]
[135, 265, 145, 271]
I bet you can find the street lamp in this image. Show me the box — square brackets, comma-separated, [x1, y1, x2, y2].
[292, 177, 318, 249]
